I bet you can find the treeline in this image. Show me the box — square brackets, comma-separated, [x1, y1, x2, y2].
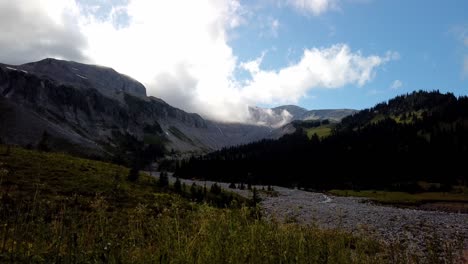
[154, 172, 252, 208]
[175, 91, 468, 191]
[106, 131, 165, 170]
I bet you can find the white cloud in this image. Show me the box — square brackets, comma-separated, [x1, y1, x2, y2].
[390, 80, 403, 89]
[287, 0, 339, 15]
[240, 52, 266, 75]
[240, 44, 397, 105]
[0, 0, 396, 123]
[0, 0, 87, 64]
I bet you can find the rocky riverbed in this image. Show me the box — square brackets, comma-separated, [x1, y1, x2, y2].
[259, 186, 467, 253]
[155, 173, 468, 254]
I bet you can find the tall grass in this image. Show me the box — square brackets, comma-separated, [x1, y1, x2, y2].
[0, 195, 386, 263]
[0, 146, 463, 263]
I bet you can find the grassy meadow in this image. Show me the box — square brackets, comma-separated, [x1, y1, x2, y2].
[305, 125, 333, 139]
[329, 189, 468, 213]
[0, 146, 462, 263]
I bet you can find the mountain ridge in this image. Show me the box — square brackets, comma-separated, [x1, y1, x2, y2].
[0, 58, 357, 159]
[0, 59, 273, 157]
[176, 90, 468, 190]
[249, 105, 356, 128]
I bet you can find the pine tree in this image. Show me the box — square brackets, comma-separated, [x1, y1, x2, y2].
[127, 165, 139, 182]
[210, 183, 221, 195]
[174, 177, 182, 192]
[3, 145, 11, 156]
[37, 131, 50, 152]
[252, 187, 260, 206]
[159, 172, 169, 187]
[190, 183, 197, 197]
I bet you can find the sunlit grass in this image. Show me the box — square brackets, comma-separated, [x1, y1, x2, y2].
[328, 189, 468, 204]
[0, 146, 462, 263]
[306, 125, 332, 139]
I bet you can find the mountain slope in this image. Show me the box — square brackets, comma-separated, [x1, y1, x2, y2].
[1, 145, 412, 263]
[272, 105, 356, 122]
[0, 59, 271, 157]
[176, 91, 468, 190]
[272, 105, 308, 118]
[302, 109, 357, 122]
[249, 105, 356, 127]
[10, 58, 147, 100]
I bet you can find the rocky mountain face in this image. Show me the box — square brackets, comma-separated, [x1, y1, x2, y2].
[11, 58, 147, 101]
[249, 105, 357, 128]
[0, 58, 357, 157]
[0, 59, 271, 156]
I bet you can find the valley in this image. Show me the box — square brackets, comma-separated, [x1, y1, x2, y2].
[163, 173, 468, 256]
[3, 145, 454, 263]
[2, 0, 468, 262]
[0, 59, 351, 158]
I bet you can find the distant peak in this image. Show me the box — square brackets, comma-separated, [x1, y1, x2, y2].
[272, 105, 308, 111]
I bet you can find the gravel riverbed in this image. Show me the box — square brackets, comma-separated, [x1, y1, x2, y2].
[154, 172, 468, 252]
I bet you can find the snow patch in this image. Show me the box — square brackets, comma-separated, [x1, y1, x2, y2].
[76, 74, 88, 79]
[6, 67, 17, 71]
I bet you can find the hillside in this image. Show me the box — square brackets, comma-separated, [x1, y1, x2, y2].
[0, 59, 275, 159]
[248, 105, 356, 127]
[12, 58, 147, 100]
[176, 91, 468, 191]
[0, 58, 359, 160]
[0, 145, 426, 263]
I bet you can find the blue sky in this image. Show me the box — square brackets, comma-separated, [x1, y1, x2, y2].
[229, 0, 468, 110]
[0, 0, 467, 122]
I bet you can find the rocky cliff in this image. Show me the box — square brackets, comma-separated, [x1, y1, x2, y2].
[0, 59, 271, 156]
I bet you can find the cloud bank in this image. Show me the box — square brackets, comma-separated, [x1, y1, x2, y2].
[0, 0, 396, 123]
[0, 0, 87, 64]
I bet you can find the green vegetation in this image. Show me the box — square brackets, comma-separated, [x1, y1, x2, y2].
[370, 111, 424, 125]
[0, 146, 459, 263]
[328, 190, 468, 212]
[305, 125, 332, 139]
[177, 91, 468, 191]
[329, 189, 468, 206]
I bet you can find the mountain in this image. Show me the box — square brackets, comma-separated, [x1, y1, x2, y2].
[248, 105, 356, 127]
[272, 105, 356, 122]
[271, 105, 308, 119]
[5, 58, 147, 100]
[0, 59, 272, 158]
[0, 58, 359, 160]
[176, 91, 468, 191]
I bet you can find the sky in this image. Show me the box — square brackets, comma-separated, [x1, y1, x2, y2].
[0, 0, 467, 123]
